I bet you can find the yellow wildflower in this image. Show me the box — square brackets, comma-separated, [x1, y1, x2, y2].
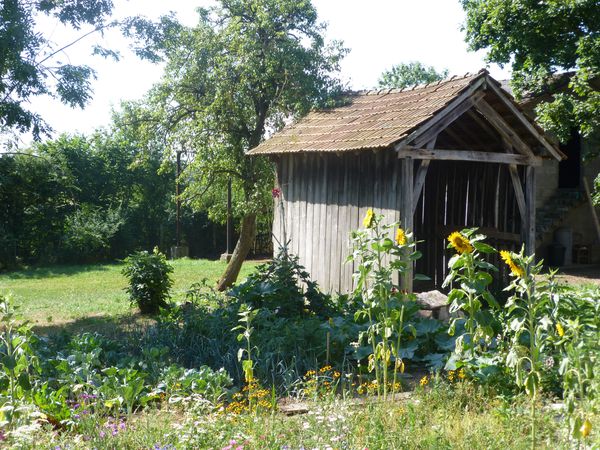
[363, 209, 375, 228]
[581, 418, 592, 438]
[395, 228, 407, 246]
[448, 231, 473, 254]
[500, 250, 525, 277]
[458, 368, 466, 380]
[419, 376, 429, 387]
[319, 365, 332, 373]
[556, 322, 565, 337]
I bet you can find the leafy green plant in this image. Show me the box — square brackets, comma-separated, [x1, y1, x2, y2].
[443, 229, 500, 364]
[348, 210, 421, 399]
[0, 295, 39, 429]
[228, 247, 333, 319]
[122, 247, 174, 314]
[551, 285, 599, 443]
[501, 248, 556, 450]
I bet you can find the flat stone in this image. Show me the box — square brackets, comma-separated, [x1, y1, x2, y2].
[415, 290, 450, 321]
[415, 290, 448, 310]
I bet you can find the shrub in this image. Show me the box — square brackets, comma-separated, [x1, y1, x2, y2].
[122, 248, 173, 314]
[228, 247, 333, 319]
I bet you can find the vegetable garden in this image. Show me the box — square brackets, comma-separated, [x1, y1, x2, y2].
[0, 211, 597, 449]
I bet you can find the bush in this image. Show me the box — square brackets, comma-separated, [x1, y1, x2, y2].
[122, 248, 173, 314]
[228, 247, 333, 319]
[62, 204, 124, 262]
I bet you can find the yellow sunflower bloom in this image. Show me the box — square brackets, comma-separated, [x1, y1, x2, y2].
[395, 228, 407, 246]
[448, 231, 473, 254]
[581, 418, 592, 438]
[363, 209, 375, 228]
[556, 322, 565, 337]
[500, 250, 525, 278]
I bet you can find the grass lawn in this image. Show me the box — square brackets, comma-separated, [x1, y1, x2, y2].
[0, 258, 259, 327]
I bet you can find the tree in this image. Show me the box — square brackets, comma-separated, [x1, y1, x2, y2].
[378, 62, 448, 89]
[461, 0, 600, 144]
[0, 0, 116, 139]
[130, 0, 347, 290]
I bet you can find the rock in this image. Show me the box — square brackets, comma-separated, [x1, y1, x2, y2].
[415, 290, 450, 321]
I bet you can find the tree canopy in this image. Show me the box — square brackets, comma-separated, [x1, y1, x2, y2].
[129, 0, 347, 289]
[0, 0, 118, 139]
[378, 62, 448, 89]
[462, 0, 600, 144]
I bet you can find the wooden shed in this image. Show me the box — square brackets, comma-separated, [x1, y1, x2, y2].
[248, 70, 564, 293]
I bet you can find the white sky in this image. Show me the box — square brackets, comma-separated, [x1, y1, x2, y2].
[25, 0, 510, 143]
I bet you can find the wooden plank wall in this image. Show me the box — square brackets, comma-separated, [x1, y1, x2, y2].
[274, 151, 403, 293]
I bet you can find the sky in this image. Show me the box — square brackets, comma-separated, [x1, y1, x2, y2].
[24, 0, 511, 144]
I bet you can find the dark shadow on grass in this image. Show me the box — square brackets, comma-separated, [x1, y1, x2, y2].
[2, 262, 119, 280]
[32, 311, 154, 337]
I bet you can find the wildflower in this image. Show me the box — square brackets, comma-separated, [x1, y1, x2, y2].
[319, 365, 333, 373]
[448, 231, 473, 254]
[272, 188, 281, 199]
[363, 209, 375, 228]
[500, 250, 525, 277]
[556, 322, 565, 337]
[419, 376, 429, 387]
[395, 228, 407, 246]
[458, 368, 466, 380]
[581, 418, 592, 438]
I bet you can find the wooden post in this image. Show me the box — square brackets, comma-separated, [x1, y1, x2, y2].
[401, 158, 414, 292]
[525, 166, 536, 256]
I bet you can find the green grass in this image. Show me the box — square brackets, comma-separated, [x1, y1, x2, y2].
[0, 258, 259, 326]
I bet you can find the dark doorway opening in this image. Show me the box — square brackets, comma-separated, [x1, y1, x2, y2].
[559, 131, 581, 189]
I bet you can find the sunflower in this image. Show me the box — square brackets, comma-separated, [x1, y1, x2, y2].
[500, 250, 525, 277]
[363, 208, 375, 228]
[395, 228, 407, 246]
[447, 231, 473, 254]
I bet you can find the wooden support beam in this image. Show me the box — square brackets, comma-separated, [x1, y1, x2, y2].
[508, 165, 526, 225]
[413, 92, 486, 148]
[401, 157, 414, 292]
[412, 138, 436, 214]
[525, 166, 536, 256]
[397, 147, 542, 166]
[475, 99, 534, 157]
[467, 109, 501, 142]
[485, 80, 565, 161]
[395, 76, 488, 150]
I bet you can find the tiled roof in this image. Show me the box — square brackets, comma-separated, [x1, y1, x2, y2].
[248, 71, 486, 155]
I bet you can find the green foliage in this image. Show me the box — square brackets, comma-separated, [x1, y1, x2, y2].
[228, 248, 333, 318]
[461, 0, 600, 143]
[378, 61, 449, 89]
[502, 249, 558, 448]
[122, 248, 174, 315]
[0, 0, 115, 138]
[348, 211, 422, 398]
[0, 295, 39, 429]
[443, 228, 500, 362]
[63, 205, 124, 261]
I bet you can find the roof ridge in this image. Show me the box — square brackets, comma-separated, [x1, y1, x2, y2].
[359, 69, 489, 96]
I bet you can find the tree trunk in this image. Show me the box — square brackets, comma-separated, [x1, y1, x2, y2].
[216, 213, 257, 291]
